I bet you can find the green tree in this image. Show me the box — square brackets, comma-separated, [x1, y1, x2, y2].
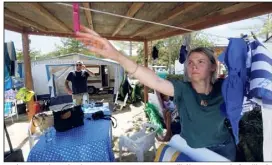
[16, 49, 42, 62]
[259, 14, 272, 40]
[55, 38, 90, 55]
[43, 38, 94, 58]
[134, 32, 215, 67]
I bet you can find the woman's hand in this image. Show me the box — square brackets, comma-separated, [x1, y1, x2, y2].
[75, 25, 121, 61]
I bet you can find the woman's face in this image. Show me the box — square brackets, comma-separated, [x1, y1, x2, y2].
[186, 52, 216, 83]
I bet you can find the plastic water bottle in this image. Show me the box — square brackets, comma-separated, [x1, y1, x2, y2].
[73, 99, 77, 106]
[82, 94, 89, 109]
[45, 128, 52, 143]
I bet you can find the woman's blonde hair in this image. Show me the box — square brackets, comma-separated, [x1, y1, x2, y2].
[184, 47, 217, 84]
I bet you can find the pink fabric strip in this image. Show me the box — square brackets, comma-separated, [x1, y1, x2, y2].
[73, 3, 80, 32]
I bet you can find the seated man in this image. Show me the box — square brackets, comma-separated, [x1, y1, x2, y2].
[156, 93, 181, 142]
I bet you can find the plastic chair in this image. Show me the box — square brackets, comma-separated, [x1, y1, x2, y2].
[114, 91, 129, 111]
[119, 123, 158, 162]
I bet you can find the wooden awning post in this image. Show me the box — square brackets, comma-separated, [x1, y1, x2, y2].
[22, 33, 35, 120]
[144, 40, 149, 103]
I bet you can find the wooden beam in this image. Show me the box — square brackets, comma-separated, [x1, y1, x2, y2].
[130, 3, 202, 38]
[104, 35, 145, 42]
[22, 33, 35, 121]
[4, 19, 24, 30]
[27, 3, 72, 32]
[82, 3, 94, 30]
[27, 30, 76, 38]
[144, 40, 148, 103]
[148, 3, 259, 39]
[4, 8, 48, 32]
[4, 24, 24, 33]
[112, 3, 144, 37]
[148, 3, 272, 41]
[26, 30, 145, 41]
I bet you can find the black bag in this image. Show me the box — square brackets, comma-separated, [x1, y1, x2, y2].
[4, 123, 24, 162]
[53, 104, 84, 132]
[91, 111, 117, 128]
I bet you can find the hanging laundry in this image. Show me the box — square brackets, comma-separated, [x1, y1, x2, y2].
[245, 38, 272, 161]
[220, 34, 272, 161]
[152, 46, 159, 60]
[4, 63, 12, 91]
[5, 77, 13, 91]
[4, 42, 17, 76]
[48, 74, 57, 98]
[179, 45, 188, 64]
[179, 35, 190, 64]
[7, 42, 17, 61]
[12, 77, 24, 90]
[17, 63, 24, 78]
[247, 39, 272, 101]
[220, 38, 248, 144]
[4, 43, 11, 76]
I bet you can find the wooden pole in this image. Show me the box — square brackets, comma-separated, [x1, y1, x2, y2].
[22, 33, 35, 120]
[144, 40, 148, 103]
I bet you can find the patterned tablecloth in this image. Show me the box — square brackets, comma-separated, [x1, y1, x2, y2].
[27, 104, 115, 162]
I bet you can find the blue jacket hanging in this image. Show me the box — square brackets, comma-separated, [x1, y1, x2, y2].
[220, 38, 248, 144]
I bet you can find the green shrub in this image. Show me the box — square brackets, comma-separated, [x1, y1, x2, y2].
[166, 74, 184, 80]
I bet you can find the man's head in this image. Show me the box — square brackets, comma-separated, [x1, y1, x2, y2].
[75, 61, 83, 71]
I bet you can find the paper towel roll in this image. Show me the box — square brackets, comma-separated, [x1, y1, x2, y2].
[168, 135, 230, 162]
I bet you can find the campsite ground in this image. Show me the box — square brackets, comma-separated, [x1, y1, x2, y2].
[4, 94, 162, 162]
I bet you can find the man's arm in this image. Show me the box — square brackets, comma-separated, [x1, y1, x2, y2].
[65, 80, 73, 95]
[65, 73, 73, 95]
[82, 65, 95, 77]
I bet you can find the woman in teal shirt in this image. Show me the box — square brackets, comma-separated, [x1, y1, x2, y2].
[75, 26, 236, 161]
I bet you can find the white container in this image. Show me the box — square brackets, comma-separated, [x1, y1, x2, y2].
[82, 93, 89, 105]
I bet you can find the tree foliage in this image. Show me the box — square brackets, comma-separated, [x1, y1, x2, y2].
[131, 32, 215, 67]
[16, 49, 42, 62]
[16, 38, 94, 61]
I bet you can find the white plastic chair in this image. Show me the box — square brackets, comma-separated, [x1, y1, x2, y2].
[114, 91, 129, 111]
[119, 123, 158, 162]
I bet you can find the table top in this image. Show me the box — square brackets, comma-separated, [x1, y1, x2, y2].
[28, 105, 115, 162]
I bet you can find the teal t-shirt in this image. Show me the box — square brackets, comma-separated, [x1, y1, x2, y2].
[169, 79, 232, 148]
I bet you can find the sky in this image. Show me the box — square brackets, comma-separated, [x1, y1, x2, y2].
[4, 13, 270, 55]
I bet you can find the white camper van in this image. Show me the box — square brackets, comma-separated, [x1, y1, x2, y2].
[20, 53, 124, 98]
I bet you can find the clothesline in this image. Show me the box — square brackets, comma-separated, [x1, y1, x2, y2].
[56, 2, 244, 40]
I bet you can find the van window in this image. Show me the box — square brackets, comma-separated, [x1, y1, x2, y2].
[86, 66, 100, 76]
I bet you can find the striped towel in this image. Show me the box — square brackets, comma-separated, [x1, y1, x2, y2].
[154, 144, 195, 162]
[246, 39, 272, 108]
[246, 38, 272, 161]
